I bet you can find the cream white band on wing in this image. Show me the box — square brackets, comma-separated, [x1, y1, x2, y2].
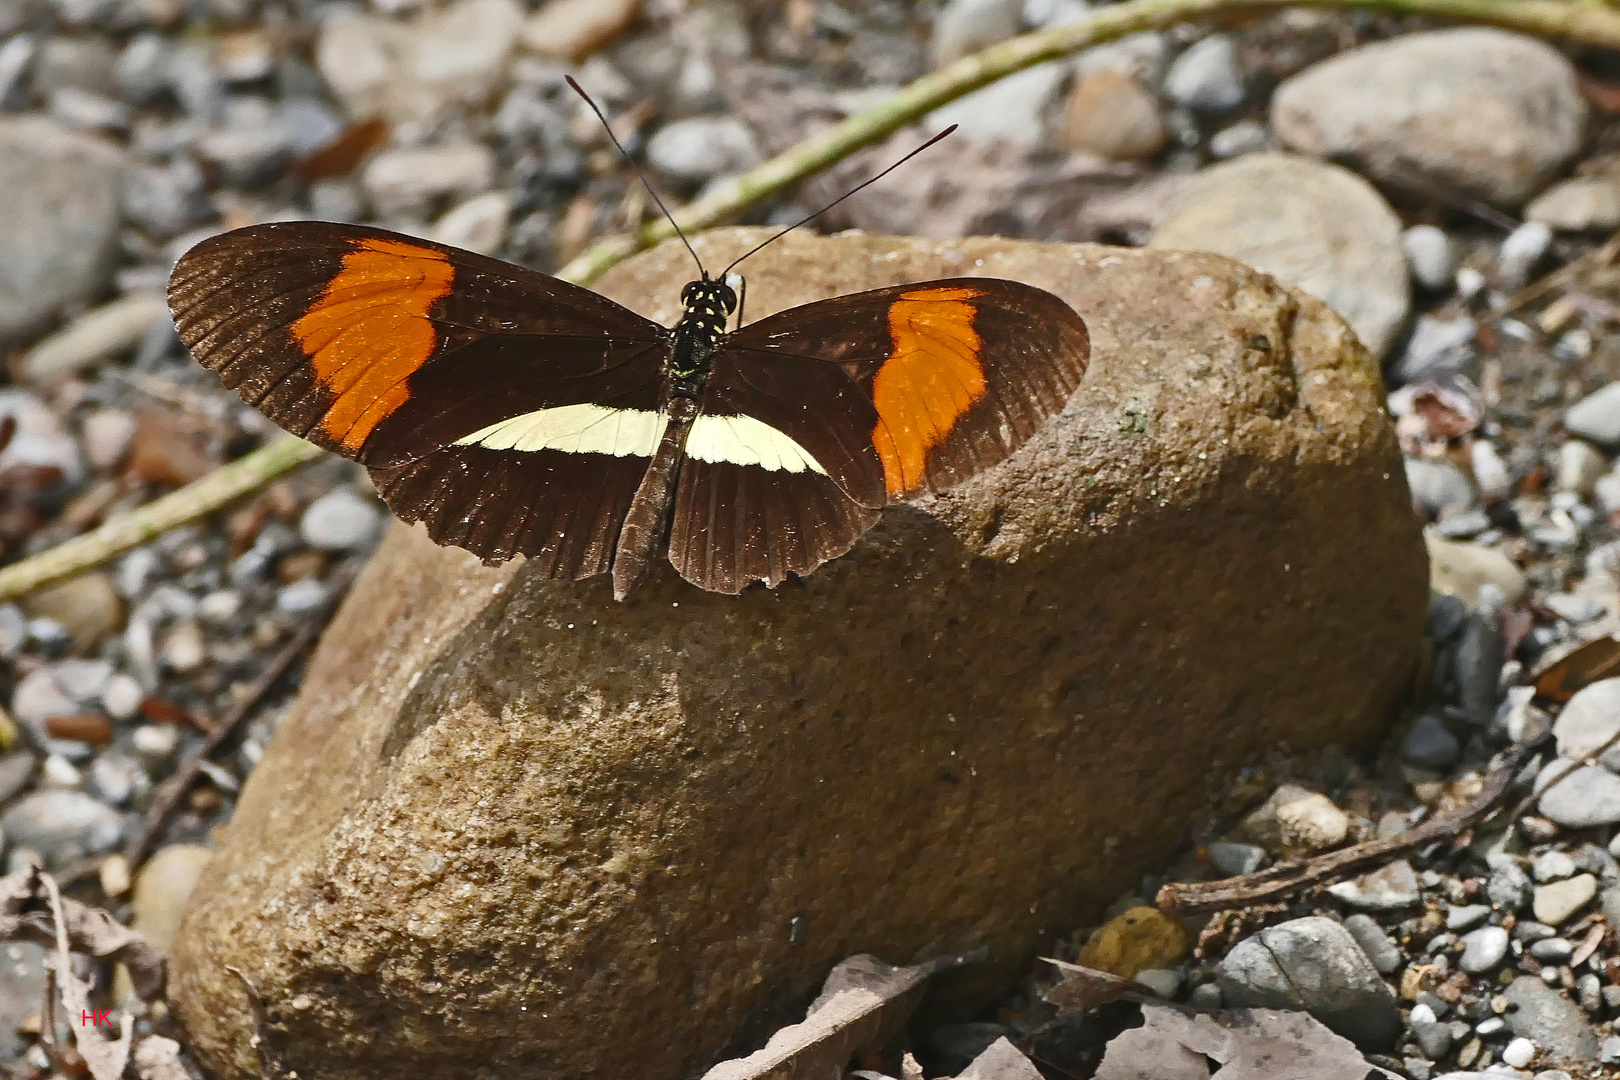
[454, 403, 827, 474]
[452, 403, 669, 458]
[687, 414, 827, 474]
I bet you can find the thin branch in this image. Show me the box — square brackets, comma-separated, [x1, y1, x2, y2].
[126, 568, 357, 870]
[0, 0, 1617, 601]
[557, 0, 1620, 285]
[1156, 737, 1548, 916]
[0, 434, 323, 604]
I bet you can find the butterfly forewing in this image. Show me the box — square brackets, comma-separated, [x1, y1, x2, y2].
[169, 221, 673, 580]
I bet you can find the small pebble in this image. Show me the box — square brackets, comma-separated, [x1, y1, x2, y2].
[1487, 856, 1533, 912]
[1528, 938, 1574, 963]
[1327, 859, 1421, 911]
[1460, 926, 1510, 973]
[1403, 224, 1456, 291]
[1533, 851, 1576, 883]
[1501, 1037, 1536, 1068]
[277, 578, 330, 614]
[1412, 1020, 1453, 1060]
[131, 723, 178, 767]
[1343, 913, 1402, 975]
[1500, 221, 1553, 289]
[39, 753, 80, 788]
[1447, 904, 1492, 932]
[100, 672, 143, 721]
[1208, 840, 1266, 877]
[1132, 968, 1180, 998]
[1164, 33, 1244, 112]
[1187, 981, 1222, 1009]
[299, 489, 383, 552]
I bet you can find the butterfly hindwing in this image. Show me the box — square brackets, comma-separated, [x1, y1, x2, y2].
[169, 222, 674, 579]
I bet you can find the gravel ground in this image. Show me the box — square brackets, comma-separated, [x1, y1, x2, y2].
[5, 0, 1620, 1077]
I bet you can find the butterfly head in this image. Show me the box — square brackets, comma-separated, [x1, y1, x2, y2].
[680, 277, 737, 325]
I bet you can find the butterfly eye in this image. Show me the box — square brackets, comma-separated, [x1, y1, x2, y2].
[717, 285, 737, 314]
[680, 282, 699, 306]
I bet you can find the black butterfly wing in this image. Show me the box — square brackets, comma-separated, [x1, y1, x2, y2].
[169, 221, 672, 578]
[667, 278, 1089, 593]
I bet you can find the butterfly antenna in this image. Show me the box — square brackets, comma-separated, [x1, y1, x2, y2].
[720, 125, 957, 278]
[566, 76, 706, 277]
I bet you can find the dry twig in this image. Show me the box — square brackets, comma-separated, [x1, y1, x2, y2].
[1156, 738, 1548, 915]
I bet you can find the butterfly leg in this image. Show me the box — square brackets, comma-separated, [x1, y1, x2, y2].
[612, 397, 697, 601]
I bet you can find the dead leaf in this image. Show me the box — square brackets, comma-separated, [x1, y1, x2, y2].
[1571, 922, 1605, 969]
[0, 869, 165, 999]
[701, 954, 960, 1080]
[957, 1037, 1042, 1080]
[1041, 958, 1155, 1012]
[40, 872, 134, 1080]
[1533, 635, 1620, 702]
[294, 118, 390, 181]
[1096, 1004, 1398, 1080]
[131, 1035, 193, 1080]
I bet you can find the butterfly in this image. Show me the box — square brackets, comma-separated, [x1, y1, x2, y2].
[166, 221, 1089, 600]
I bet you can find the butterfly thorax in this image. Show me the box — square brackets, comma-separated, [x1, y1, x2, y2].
[667, 277, 736, 400]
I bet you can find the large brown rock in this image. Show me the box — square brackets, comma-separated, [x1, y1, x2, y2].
[169, 229, 1425, 1079]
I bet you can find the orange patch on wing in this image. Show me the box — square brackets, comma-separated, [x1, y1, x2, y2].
[871, 286, 986, 497]
[291, 237, 453, 453]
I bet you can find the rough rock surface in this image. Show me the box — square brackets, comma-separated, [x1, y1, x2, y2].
[1148, 152, 1409, 360]
[169, 229, 1425, 1080]
[1270, 28, 1586, 209]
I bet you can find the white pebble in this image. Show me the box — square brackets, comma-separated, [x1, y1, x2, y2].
[131, 723, 178, 766]
[100, 672, 144, 721]
[1456, 266, 1487, 299]
[40, 754, 80, 788]
[277, 578, 330, 614]
[1402, 224, 1456, 292]
[1471, 440, 1513, 502]
[300, 489, 383, 552]
[1502, 1036, 1536, 1068]
[1500, 221, 1553, 289]
[198, 589, 243, 626]
[159, 618, 206, 674]
[1410, 1002, 1437, 1025]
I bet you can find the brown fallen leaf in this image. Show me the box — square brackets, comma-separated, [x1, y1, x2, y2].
[1096, 1003, 1398, 1080]
[1041, 957, 1158, 1012]
[701, 953, 967, 1080]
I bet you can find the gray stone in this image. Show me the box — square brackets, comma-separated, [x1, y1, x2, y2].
[1403, 225, 1457, 292]
[1603, 1036, 1620, 1064]
[1395, 315, 1477, 383]
[1208, 119, 1269, 160]
[1164, 34, 1245, 112]
[1552, 678, 1620, 773]
[166, 231, 1429, 1080]
[1602, 885, 1620, 929]
[0, 753, 35, 804]
[1188, 981, 1222, 1009]
[0, 790, 123, 867]
[1342, 913, 1402, 975]
[931, 0, 1022, 68]
[1566, 382, 1620, 446]
[1532, 850, 1576, 883]
[1488, 856, 1532, 912]
[1405, 459, 1475, 520]
[1216, 916, 1401, 1049]
[1527, 176, 1620, 233]
[1271, 28, 1586, 208]
[276, 578, 330, 615]
[1555, 440, 1607, 500]
[1327, 859, 1421, 911]
[361, 142, 496, 218]
[1132, 968, 1180, 998]
[1454, 615, 1503, 727]
[1532, 874, 1596, 926]
[1529, 937, 1573, 964]
[1447, 904, 1491, 932]
[0, 942, 47, 1060]
[1503, 976, 1600, 1061]
[1208, 840, 1266, 877]
[1412, 1020, 1453, 1060]
[22, 293, 168, 383]
[646, 116, 762, 185]
[1537, 762, 1620, 828]
[928, 61, 1069, 149]
[300, 489, 383, 553]
[1514, 920, 1557, 942]
[0, 116, 122, 340]
[1459, 926, 1510, 973]
[1149, 152, 1409, 359]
